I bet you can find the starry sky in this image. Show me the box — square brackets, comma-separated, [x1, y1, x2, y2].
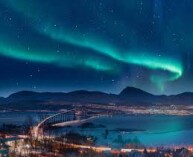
[0, 0, 193, 96]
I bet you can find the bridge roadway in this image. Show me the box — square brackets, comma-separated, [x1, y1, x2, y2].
[32, 109, 106, 138]
[53, 114, 105, 127]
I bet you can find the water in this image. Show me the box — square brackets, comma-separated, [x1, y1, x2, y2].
[0, 111, 53, 125]
[58, 115, 193, 147]
[93, 115, 193, 147]
[1, 112, 193, 147]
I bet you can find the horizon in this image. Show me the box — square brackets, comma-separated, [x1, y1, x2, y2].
[2, 86, 193, 98]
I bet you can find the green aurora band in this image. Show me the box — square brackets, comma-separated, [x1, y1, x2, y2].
[0, 38, 116, 72]
[0, 0, 184, 91]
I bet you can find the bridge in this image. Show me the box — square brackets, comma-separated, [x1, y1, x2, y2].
[32, 109, 106, 138]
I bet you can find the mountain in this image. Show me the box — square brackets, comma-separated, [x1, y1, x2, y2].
[0, 97, 5, 103]
[167, 92, 193, 105]
[119, 87, 155, 104]
[7, 91, 66, 102]
[6, 90, 118, 103]
[119, 87, 193, 105]
[1, 87, 193, 110]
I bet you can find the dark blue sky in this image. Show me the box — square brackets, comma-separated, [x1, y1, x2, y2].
[0, 0, 193, 96]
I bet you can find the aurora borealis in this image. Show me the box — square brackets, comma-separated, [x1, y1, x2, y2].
[0, 0, 192, 96]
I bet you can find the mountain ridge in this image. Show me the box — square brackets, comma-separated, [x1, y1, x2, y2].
[6, 86, 193, 99]
[1, 86, 193, 110]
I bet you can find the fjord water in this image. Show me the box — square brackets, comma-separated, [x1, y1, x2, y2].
[1, 112, 193, 147]
[82, 115, 193, 147]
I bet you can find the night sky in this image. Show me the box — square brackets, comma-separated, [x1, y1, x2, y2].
[0, 0, 193, 96]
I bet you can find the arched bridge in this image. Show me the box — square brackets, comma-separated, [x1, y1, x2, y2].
[32, 109, 106, 138]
